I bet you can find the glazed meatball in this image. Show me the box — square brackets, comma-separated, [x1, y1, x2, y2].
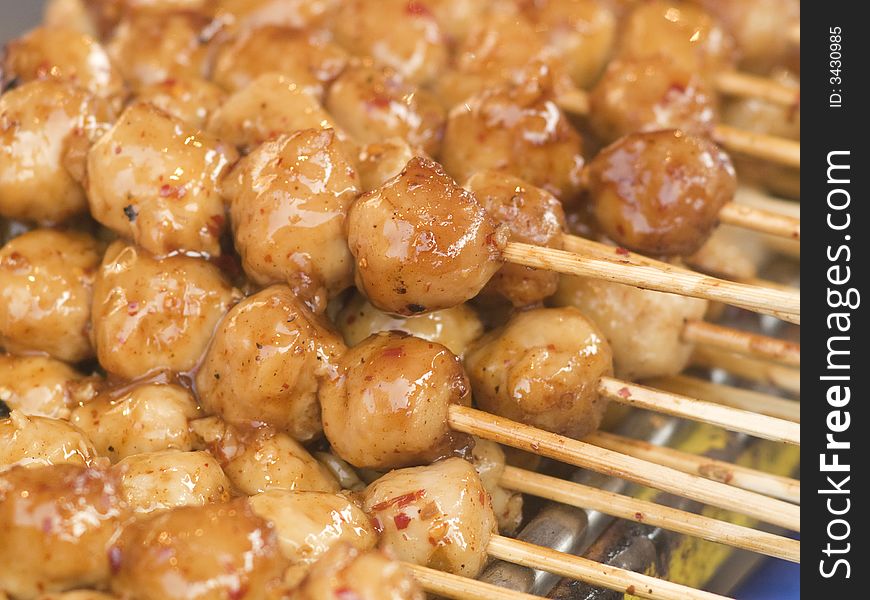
[87, 102, 238, 257]
[0, 230, 101, 362]
[249, 490, 377, 565]
[207, 73, 345, 152]
[465, 307, 613, 438]
[0, 465, 128, 598]
[1, 26, 125, 101]
[441, 71, 585, 204]
[106, 12, 213, 89]
[0, 412, 98, 471]
[114, 450, 232, 513]
[213, 0, 341, 33]
[326, 63, 445, 156]
[552, 276, 708, 380]
[363, 457, 497, 578]
[588, 57, 717, 143]
[465, 171, 566, 307]
[470, 438, 523, 534]
[321, 332, 472, 470]
[110, 500, 289, 600]
[356, 138, 418, 193]
[290, 543, 425, 600]
[618, 0, 736, 79]
[585, 130, 737, 256]
[195, 286, 346, 442]
[332, 0, 448, 85]
[0, 80, 114, 223]
[221, 129, 359, 308]
[70, 382, 201, 462]
[347, 157, 507, 315]
[0, 354, 100, 419]
[211, 26, 347, 98]
[336, 293, 483, 357]
[91, 241, 240, 379]
[134, 78, 226, 128]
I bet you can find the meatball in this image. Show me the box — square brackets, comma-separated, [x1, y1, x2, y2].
[0, 465, 128, 598]
[114, 450, 232, 514]
[469, 438, 523, 534]
[249, 490, 377, 565]
[110, 500, 289, 600]
[347, 157, 507, 315]
[70, 382, 201, 462]
[0, 80, 114, 223]
[363, 457, 497, 578]
[134, 78, 226, 128]
[195, 286, 346, 441]
[221, 129, 359, 309]
[585, 130, 737, 256]
[106, 12, 213, 89]
[213, 0, 341, 33]
[0, 412, 98, 471]
[356, 138, 418, 193]
[1, 26, 125, 102]
[618, 0, 736, 79]
[0, 230, 101, 362]
[211, 26, 347, 98]
[336, 293, 483, 357]
[0, 354, 100, 419]
[441, 71, 585, 204]
[552, 276, 708, 380]
[86, 102, 238, 257]
[465, 307, 613, 438]
[465, 171, 566, 307]
[588, 57, 717, 143]
[91, 241, 240, 379]
[207, 73, 345, 152]
[326, 63, 445, 156]
[332, 0, 448, 85]
[290, 543, 424, 600]
[321, 332, 472, 470]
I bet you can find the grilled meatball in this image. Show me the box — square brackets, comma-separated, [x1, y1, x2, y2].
[195, 286, 346, 442]
[585, 129, 737, 256]
[114, 450, 232, 514]
[347, 156, 507, 315]
[221, 129, 359, 310]
[0, 465, 128, 598]
[0, 412, 98, 471]
[0, 229, 101, 362]
[356, 138, 418, 193]
[465, 171, 566, 307]
[0, 80, 114, 223]
[363, 457, 497, 578]
[321, 332, 472, 470]
[70, 382, 201, 462]
[552, 276, 708, 380]
[0, 354, 100, 419]
[134, 78, 226, 128]
[588, 56, 717, 143]
[110, 500, 289, 600]
[465, 307, 612, 438]
[213, 0, 341, 33]
[91, 241, 240, 379]
[86, 103, 238, 257]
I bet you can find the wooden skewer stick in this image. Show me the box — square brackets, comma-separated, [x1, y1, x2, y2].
[405, 563, 542, 600]
[596, 378, 800, 445]
[692, 346, 801, 397]
[586, 431, 801, 505]
[448, 406, 801, 531]
[788, 24, 801, 45]
[717, 203, 800, 241]
[500, 466, 800, 562]
[681, 320, 800, 367]
[487, 536, 731, 600]
[647, 375, 800, 423]
[714, 71, 800, 108]
[504, 242, 800, 324]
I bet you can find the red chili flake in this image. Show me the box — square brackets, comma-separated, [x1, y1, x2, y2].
[163, 78, 177, 87]
[158, 184, 186, 199]
[108, 546, 123, 574]
[393, 513, 412, 530]
[127, 301, 140, 316]
[371, 489, 425, 512]
[406, 1, 433, 17]
[635, 512, 644, 522]
[369, 516, 384, 534]
[367, 94, 392, 110]
[615, 247, 630, 256]
[335, 588, 362, 600]
[114, 145, 122, 154]
[228, 584, 248, 600]
[617, 386, 632, 399]
[626, 586, 636, 595]
[382, 346, 405, 359]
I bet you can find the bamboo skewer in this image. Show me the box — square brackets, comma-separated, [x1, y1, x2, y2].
[717, 203, 800, 241]
[504, 242, 801, 323]
[714, 71, 800, 108]
[681, 320, 799, 367]
[586, 431, 801, 504]
[406, 563, 542, 600]
[596, 378, 800, 445]
[648, 375, 800, 423]
[692, 346, 801, 396]
[448, 405, 801, 531]
[500, 466, 800, 562]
